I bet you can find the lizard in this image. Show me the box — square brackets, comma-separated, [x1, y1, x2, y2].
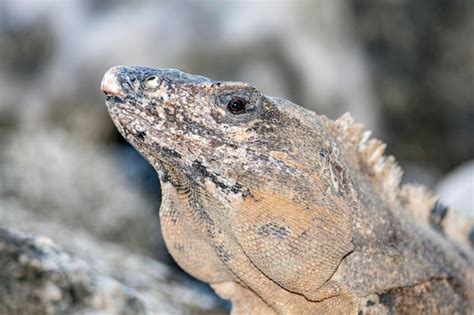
[100, 66, 474, 314]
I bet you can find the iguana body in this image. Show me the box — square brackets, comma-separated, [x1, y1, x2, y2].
[101, 66, 473, 314]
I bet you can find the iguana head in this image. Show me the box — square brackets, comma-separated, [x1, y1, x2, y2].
[101, 66, 318, 198]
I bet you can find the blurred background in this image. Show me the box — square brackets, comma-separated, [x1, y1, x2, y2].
[0, 0, 472, 313]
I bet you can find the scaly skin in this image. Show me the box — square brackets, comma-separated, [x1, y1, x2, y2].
[101, 66, 473, 314]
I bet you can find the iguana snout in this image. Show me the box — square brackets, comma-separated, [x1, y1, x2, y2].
[101, 66, 125, 97]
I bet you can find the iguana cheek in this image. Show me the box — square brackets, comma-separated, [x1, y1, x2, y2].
[232, 129, 252, 142]
[212, 107, 227, 121]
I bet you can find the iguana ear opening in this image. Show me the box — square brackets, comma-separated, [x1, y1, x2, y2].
[231, 190, 353, 300]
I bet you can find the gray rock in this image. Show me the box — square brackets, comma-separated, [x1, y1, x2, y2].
[0, 228, 146, 315]
[350, 0, 474, 173]
[436, 161, 474, 218]
[0, 227, 226, 315]
[0, 129, 164, 259]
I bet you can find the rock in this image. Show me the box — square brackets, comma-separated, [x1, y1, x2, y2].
[350, 0, 474, 173]
[0, 128, 165, 259]
[436, 161, 474, 218]
[0, 228, 145, 315]
[0, 227, 226, 315]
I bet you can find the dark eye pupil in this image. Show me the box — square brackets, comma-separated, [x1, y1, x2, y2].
[227, 99, 246, 114]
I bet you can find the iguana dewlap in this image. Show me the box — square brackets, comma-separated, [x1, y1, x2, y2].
[101, 66, 473, 314]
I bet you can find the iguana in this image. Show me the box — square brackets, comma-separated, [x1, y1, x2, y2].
[100, 66, 474, 314]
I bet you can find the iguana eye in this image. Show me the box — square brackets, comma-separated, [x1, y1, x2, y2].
[212, 85, 261, 124]
[227, 98, 247, 114]
[145, 76, 160, 88]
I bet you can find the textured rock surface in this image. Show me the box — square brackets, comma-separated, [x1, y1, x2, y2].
[0, 129, 164, 258]
[351, 0, 474, 173]
[0, 227, 226, 315]
[0, 228, 146, 315]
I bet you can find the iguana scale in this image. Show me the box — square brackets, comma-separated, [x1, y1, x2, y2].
[101, 66, 473, 314]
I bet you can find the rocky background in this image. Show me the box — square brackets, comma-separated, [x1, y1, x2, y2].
[0, 1, 472, 314]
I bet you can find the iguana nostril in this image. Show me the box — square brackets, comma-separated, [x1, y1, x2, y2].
[145, 75, 160, 89]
